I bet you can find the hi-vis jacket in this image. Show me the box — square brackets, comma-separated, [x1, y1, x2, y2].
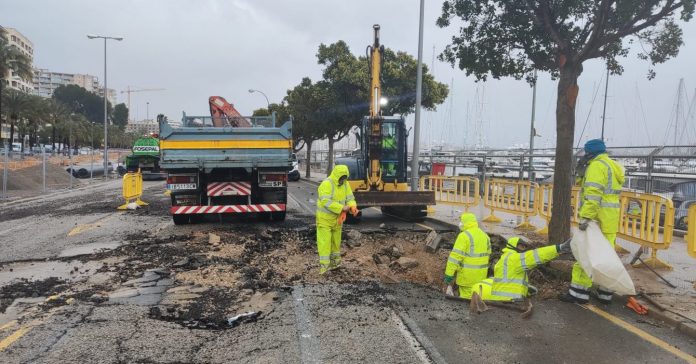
[579, 153, 625, 234]
[316, 165, 357, 227]
[445, 213, 491, 298]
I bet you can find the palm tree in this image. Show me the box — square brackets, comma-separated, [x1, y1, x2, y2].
[0, 27, 33, 143]
[44, 100, 70, 151]
[2, 89, 32, 151]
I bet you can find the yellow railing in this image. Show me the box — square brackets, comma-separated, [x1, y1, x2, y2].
[618, 191, 674, 269]
[482, 178, 538, 230]
[688, 204, 696, 260]
[420, 175, 479, 211]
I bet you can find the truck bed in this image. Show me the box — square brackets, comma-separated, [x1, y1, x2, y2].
[158, 117, 293, 170]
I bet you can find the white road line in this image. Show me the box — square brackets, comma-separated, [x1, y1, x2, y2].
[291, 286, 321, 363]
[394, 310, 448, 364]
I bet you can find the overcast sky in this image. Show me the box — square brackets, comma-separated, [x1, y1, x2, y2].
[2, 0, 695, 149]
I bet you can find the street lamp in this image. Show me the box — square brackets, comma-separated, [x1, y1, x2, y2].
[146, 101, 150, 120]
[248, 89, 270, 110]
[87, 34, 123, 178]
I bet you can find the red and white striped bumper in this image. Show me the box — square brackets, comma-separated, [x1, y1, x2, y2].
[171, 204, 286, 215]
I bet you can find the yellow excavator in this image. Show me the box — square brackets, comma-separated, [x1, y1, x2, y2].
[335, 25, 435, 220]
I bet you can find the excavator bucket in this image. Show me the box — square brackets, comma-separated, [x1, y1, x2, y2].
[353, 191, 435, 207]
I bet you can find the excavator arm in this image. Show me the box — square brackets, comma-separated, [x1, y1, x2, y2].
[209, 96, 252, 127]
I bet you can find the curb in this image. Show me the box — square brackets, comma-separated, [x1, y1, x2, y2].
[637, 298, 696, 339]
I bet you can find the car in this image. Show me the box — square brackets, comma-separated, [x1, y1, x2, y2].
[673, 199, 696, 230]
[288, 159, 301, 181]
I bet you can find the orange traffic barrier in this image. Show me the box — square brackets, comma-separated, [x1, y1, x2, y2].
[482, 178, 538, 230]
[0, 159, 41, 170]
[117, 170, 148, 210]
[420, 175, 479, 211]
[618, 191, 674, 270]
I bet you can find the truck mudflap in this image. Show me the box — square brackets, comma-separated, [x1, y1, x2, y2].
[171, 203, 285, 214]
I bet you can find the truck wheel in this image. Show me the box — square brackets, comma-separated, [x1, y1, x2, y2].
[271, 211, 286, 221]
[173, 214, 189, 225]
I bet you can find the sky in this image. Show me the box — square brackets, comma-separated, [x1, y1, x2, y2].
[2, 0, 695, 150]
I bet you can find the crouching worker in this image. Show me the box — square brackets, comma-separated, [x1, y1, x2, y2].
[472, 237, 571, 301]
[443, 213, 491, 299]
[316, 165, 357, 275]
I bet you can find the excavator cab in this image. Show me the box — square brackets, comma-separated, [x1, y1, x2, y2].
[362, 116, 407, 183]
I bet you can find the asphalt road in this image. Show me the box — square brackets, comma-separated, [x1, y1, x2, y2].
[0, 178, 695, 363]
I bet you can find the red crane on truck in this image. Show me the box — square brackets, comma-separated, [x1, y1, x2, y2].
[208, 96, 252, 127]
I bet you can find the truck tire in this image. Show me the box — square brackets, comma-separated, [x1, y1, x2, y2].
[271, 211, 286, 221]
[173, 214, 189, 225]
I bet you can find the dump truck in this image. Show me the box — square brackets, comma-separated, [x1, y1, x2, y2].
[158, 98, 293, 225]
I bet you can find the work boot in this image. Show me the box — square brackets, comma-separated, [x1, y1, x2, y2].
[329, 260, 342, 270]
[559, 292, 588, 304]
[319, 266, 329, 275]
[591, 288, 613, 305]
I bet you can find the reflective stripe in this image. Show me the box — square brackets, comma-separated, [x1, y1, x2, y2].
[448, 257, 486, 269]
[464, 231, 475, 256]
[491, 291, 523, 299]
[584, 182, 605, 190]
[502, 254, 509, 280]
[597, 293, 613, 300]
[346, 194, 355, 202]
[569, 289, 589, 300]
[480, 281, 492, 286]
[316, 206, 335, 215]
[493, 277, 527, 286]
[319, 255, 330, 261]
[323, 200, 333, 209]
[585, 195, 602, 201]
[520, 253, 528, 271]
[606, 189, 622, 195]
[330, 253, 341, 257]
[533, 249, 541, 265]
[570, 283, 590, 292]
[318, 195, 332, 199]
[452, 248, 467, 256]
[468, 252, 490, 258]
[600, 202, 620, 208]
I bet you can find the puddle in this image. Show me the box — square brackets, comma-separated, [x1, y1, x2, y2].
[59, 241, 121, 258]
[0, 260, 102, 285]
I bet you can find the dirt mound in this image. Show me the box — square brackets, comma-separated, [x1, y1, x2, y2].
[6, 163, 73, 191]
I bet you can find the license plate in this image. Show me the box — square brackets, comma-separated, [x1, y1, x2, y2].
[168, 183, 197, 190]
[259, 181, 285, 188]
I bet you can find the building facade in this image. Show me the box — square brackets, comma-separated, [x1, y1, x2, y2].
[2, 26, 34, 93]
[33, 69, 116, 104]
[125, 119, 158, 135]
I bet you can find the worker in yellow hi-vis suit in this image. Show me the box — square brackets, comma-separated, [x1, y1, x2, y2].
[316, 165, 358, 274]
[561, 138, 625, 305]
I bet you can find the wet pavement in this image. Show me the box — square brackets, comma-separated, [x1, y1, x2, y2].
[0, 178, 694, 363]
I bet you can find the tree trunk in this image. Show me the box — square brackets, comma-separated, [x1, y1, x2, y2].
[52, 125, 57, 152]
[326, 138, 335, 175]
[305, 140, 313, 178]
[549, 63, 582, 244]
[9, 119, 15, 147]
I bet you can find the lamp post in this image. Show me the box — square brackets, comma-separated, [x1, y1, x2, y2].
[146, 101, 150, 120]
[87, 34, 123, 179]
[411, 0, 425, 190]
[248, 89, 270, 110]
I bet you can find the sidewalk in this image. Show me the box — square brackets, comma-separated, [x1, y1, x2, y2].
[302, 169, 696, 337]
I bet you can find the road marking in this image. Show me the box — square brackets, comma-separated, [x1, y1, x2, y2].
[415, 222, 434, 231]
[583, 304, 696, 363]
[67, 214, 118, 237]
[390, 311, 435, 364]
[0, 321, 17, 331]
[395, 310, 448, 364]
[0, 325, 31, 351]
[290, 285, 321, 363]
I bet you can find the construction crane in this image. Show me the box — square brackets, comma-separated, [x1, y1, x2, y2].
[209, 96, 252, 127]
[120, 86, 166, 119]
[335, 25, 435, 220]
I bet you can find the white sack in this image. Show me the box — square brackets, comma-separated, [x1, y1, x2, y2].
[570, 221, 636, 295]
